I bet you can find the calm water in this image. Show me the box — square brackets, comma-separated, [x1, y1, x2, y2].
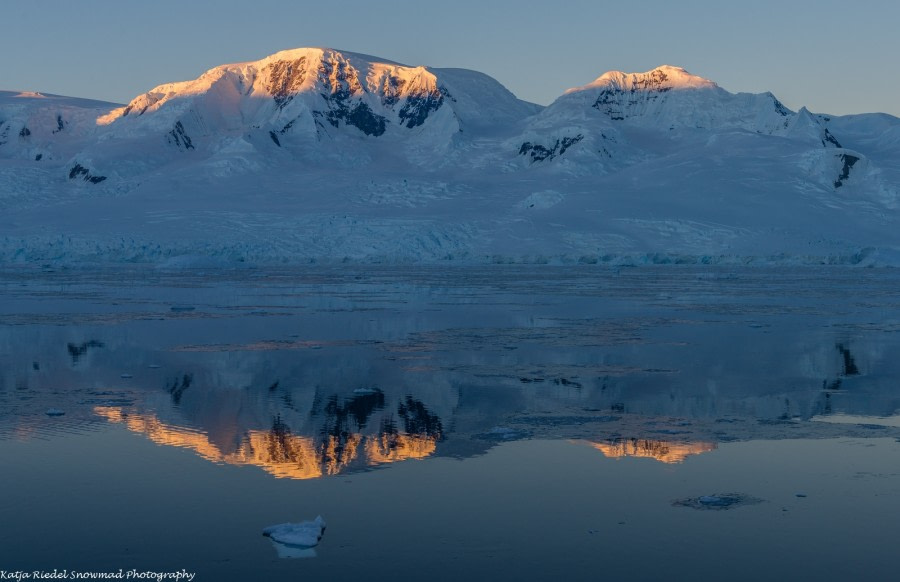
[2, 265, 900, 581]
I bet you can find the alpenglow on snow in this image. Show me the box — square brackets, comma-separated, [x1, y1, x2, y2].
[1, 47, 898, 266]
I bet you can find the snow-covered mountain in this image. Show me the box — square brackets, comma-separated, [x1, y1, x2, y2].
[1, 50, 898, 266]
[92, 48, 539, 169]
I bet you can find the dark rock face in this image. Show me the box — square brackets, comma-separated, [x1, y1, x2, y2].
[519, 134, 584, 162]
[53, 114, 65, 134]
[519, 141, 554, 161]
[380, 75, 406, 108]
[822, 128, 842, 148]
[592, 89, 628, 120]
[311, 57, 388, 137]
[592, 70, 674, 121]
[264, 57, 309, 109]
[319, 99, 387, 136]
[345, 102, 387, 135]
[68, 163, 107, 184]
[439, 86, 456, 102]
[377, 73, 444, 128]
[398, 92, 443, 128]
[278, 118, 298, 135]
[269, 130, 281, 146]
[287, 56, 444, 136]
[772, 97, 791, 117]
[167, 121, 194, 150]
[19, 126, 30, 138]
[592, 85, 672, 121]
[635, 69, 672, 90]
[834, 153, 860, 188]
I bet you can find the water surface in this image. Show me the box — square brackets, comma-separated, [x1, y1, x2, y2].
[2, 265, 899, 581]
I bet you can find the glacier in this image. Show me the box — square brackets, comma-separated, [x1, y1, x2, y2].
[1, 49, 898, 266]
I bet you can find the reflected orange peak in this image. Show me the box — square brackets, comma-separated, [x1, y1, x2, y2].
[94, 406, 438, 479]
[588, 438, 716, 464]
[94, 406, 225, 463]
[365, 433, 438, 464]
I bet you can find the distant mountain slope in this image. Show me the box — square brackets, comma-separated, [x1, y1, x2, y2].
[509, 66, 843, 173]
[0, 51, 898, 266]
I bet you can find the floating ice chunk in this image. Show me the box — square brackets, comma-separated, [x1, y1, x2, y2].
[170, 306, 195, 312]
[46, 409, 65, 416]
[262, 516, 326, 548]
[120, 374, 133, 379]
[148, 364, 161, 369]
[673, 493, 763, 510]
[353, 387, 379, 395]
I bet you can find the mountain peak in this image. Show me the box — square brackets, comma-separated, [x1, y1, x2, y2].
[99, 46, 446, 131]
[264, 47, 407, 67]
[567, 65, 718, 95]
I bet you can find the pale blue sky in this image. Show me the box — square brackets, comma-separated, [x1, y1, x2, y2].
[4, 0, 898, 116]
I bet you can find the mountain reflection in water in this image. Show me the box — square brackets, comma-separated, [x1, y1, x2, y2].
[5, 266, 900, 582]
[94, 399, 442, 480]
[587, 438, 717, 463]
[4, 266, 900, 478]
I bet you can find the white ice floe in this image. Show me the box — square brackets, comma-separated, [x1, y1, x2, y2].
[673, 493, 763, 510]
[262, 516, 326, 548]
[45, 409, 65, 416]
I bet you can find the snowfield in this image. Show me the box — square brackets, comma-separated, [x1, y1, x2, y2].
[1, 50, 898, 266]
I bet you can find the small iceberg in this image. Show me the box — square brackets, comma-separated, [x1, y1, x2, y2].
[262, 516, 326, 548]
[353, 387, 379, 395]
[673, 493, 763, 510]
[45, 409, 65, 416]
[120, 374, 133, 379]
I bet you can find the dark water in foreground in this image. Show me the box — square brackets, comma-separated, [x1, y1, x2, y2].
[1, 265, 900, 581]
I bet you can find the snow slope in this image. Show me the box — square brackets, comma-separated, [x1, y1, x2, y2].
[0, 53, 897, 266]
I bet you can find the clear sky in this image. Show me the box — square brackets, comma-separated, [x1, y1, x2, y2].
[4, 0, 898, 116]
